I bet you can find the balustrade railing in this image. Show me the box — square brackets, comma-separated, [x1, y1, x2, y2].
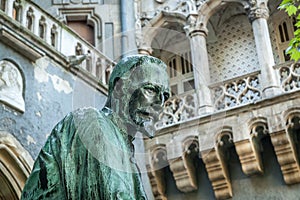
[0, 0, 114, 86]
[210, 72, 262, 111]
[276, 61, 300, 92]
[156, 92, 198, 128]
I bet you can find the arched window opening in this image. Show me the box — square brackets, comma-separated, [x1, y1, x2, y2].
[283, 22, 289, 41]
[279, 25, 284, 43]
[38, 16, 46, 39]
[167, 51, 194, 96]
[66, 16, 95, 46]
[26, 7, 34, 31]
[273, 11, 295, 62]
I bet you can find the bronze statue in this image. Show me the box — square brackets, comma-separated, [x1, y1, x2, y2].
[21, 55, 170, 199]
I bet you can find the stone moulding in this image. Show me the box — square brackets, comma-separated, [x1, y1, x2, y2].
[0, 132, 34, 199]
[0, 26, 44, 61]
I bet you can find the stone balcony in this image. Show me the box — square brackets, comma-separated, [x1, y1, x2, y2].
[146, 61, 300, 199]
[0, 0, 114, 94]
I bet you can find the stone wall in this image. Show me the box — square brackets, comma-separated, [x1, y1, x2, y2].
[0, 42, 107, 159]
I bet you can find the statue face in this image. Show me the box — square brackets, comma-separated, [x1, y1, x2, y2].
[123, 63, 170, 138]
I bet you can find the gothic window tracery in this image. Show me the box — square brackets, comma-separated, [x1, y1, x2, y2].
[273, 10, 295, 62]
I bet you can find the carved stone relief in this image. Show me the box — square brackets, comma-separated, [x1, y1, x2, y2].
[0, 60, 25, 112]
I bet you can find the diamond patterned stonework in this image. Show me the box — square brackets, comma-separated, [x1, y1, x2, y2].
[208, 15, 260, 83]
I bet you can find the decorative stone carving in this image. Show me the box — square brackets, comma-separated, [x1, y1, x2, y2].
[207, 15, 260, 83]
[278, 62, 300, 92]
[169, 137, 198, 192]
[201, 128, 233, 200]
[235, 119, 268, 176]
[245, 0, 269, 22]
[211, 73, 261, 110]
[270, 130, 300, 184]
[148, 145, 168, 200]
[0, 60, 25, 112]
[156, 93, 198, 127]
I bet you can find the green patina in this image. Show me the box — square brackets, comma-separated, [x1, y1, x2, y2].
[21, 55, 170, 200]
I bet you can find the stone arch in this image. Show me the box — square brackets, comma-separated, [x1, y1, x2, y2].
[0, 59, 25, 112]
[140, 11, 187, 54]
[182, 135, 199, 154]
[215, 126, 233, 147]
[198, 0, 248, 28]
[248, 117, 269, 137]
[205, 1, 258, 83]
[0, 131, 34, 199]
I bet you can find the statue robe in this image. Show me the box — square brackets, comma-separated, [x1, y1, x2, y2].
[21, 107, 148, 200]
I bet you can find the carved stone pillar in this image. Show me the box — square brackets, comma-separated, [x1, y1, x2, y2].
[201, 130, 233, 199]
[168, 137, 198, 192]
[247, 1, 280, 97]
[6, 0, 14, 18]
[185, 15, 213, 115]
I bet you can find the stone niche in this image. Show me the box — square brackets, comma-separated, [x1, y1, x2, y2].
[0, 60, 25, 112]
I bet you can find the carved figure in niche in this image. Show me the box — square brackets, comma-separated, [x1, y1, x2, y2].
[21, 55, 170, 199]
[0, 60, 24, 112]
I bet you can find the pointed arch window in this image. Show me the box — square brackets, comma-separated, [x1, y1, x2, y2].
[167, 51, 194, 96]
[273, 11, 295, 62]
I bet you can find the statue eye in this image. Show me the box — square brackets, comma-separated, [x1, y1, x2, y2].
[144, 85, 157, 96]
[163, 92, 170, 101]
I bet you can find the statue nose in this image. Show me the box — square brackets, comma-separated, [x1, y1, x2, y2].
[151, 92, 165, 110]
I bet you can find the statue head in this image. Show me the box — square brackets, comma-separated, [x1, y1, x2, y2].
[106, 55, 170, 138]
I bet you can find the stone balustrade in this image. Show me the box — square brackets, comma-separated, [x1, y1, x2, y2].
[156, 92, 198, 128]
[210, 71, 262, 111]
[275, 61, 300, 92]
[0, 0, 113, 86]
[146, 89, 300, 200]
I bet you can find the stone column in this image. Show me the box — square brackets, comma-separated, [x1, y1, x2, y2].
[248, 1, 280, 97]
[185, 15, 213, 114]
[6, 0, 14, 18]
